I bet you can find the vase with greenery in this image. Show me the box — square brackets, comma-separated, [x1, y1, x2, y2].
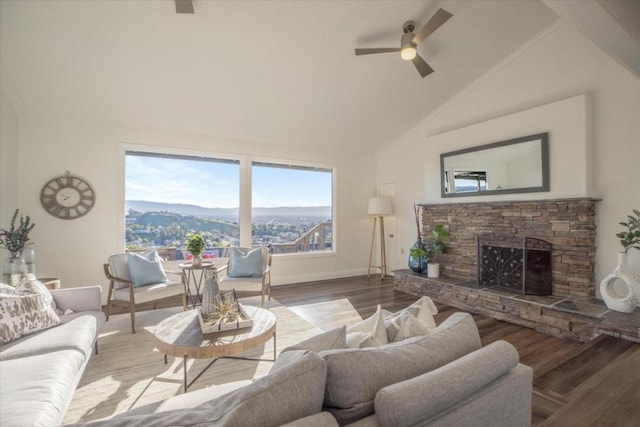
[616, 209, 640, 253]
[0, 209, 35, 286]
[600, 209, 640, 313]
[408, 205, 429, 274]
[186, 233, 205, 268]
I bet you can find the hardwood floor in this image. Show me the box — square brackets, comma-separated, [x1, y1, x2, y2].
[271, 276, 640, 427]
[107, 275, 640, 425]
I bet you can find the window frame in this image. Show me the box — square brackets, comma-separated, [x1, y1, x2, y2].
[120, 145, 337, 259]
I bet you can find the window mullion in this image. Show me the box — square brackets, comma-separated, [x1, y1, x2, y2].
[239, 157, 252, 247]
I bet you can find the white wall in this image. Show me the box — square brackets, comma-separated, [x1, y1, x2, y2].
[15, 115, 376, 300]
[376, 22, 640, 288]
[0, 88, 20, 266]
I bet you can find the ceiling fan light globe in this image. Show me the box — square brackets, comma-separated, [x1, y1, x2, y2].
[401, 46, 417, 61]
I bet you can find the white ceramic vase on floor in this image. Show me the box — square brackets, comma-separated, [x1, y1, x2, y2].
[600, 252, 640, 313]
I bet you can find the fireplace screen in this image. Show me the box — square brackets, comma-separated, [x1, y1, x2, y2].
[478, 232, 552, 295]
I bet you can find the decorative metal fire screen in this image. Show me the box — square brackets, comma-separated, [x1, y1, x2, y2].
[478, 232, 552, 295]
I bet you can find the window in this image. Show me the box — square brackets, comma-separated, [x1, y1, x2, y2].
[252, 162, 333, 254]
[124, 151, 335, 257]
[125, 151, 240, 260]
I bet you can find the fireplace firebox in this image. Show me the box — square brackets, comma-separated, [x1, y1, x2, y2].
[478, 232, 552, 295]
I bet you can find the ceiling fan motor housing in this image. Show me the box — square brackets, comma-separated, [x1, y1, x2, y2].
[402, 20, 416, 34]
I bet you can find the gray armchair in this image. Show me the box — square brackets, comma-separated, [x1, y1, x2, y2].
[217, 247, 272, 306]
[104, 253, 186, 333]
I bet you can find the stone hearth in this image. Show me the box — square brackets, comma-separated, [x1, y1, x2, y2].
[393, 271, 640, 343]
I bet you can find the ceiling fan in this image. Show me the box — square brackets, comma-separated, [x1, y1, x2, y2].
[175, 0, 194, 14]
[355, 8, 453, 78]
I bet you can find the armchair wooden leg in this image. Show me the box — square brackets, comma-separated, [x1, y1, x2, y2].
[130, 303, 136, 334]
[105, 281, 115, 321]
[129, 286, 136, 334]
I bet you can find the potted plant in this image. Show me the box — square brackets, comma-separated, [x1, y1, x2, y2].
[186, 233, 205, 268]
[0, 209, 35, 285]
[616, 209, 640, 253]
[600, 209, 640, 313]
[427, 224, 450, 278]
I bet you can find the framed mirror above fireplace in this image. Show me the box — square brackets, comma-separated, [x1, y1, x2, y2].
[440, 132, 549, 198]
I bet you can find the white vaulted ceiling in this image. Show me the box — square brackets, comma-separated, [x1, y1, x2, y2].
[0, 1, 566, 153]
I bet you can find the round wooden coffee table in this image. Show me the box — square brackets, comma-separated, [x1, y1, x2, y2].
[153, 305, 276, 392]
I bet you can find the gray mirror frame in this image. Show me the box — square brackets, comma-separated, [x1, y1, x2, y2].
[440, 132, 549, 198]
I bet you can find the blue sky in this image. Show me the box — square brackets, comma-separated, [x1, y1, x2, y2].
[126, 155, 332, 208]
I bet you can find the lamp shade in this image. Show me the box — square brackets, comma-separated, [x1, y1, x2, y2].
[368, 197, 392, 216]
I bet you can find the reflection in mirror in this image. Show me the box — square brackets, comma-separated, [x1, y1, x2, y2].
[441, 133, 549, 198]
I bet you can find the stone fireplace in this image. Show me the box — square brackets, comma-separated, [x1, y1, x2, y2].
[421, 197, 598, 300]
[390, 197, 640, 342]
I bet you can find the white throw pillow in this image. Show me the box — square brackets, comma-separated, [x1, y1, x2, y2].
[0, 292, 61, 345]
[395, 312, 430, 341]
[346, 305, 389, 348]
[385, 296, 438, 342]
[14, 274, 56, 310]
[0, 283, 15, 295]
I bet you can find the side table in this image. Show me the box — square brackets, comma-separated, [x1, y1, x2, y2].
[178, 262, 217, 308]
[38, 277, 61, 290]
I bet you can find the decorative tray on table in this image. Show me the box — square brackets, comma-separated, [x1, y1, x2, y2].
[197, 289, 253, 333]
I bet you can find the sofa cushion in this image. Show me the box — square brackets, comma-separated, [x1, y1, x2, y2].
[0, 349, 86, 427]
[320, 312, 481, 425]
[374, 340, 520, 427]
[0, 311, 104, 361]
[0, 291, 61, 345]
[278, 326, 346, 356]
[279, 412, 339, 427]
[83, 350, 328, 427]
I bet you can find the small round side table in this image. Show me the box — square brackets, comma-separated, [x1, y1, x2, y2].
[178, 262, 217, 308]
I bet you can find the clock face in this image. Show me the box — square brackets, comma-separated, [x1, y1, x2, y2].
[41, 174, 95, 220]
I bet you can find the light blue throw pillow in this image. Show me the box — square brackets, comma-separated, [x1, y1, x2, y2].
[228, 248, 263, 278]
[127, 251, 168, 287]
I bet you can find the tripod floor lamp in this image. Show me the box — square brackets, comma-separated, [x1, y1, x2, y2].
[368, 197, 392, 279]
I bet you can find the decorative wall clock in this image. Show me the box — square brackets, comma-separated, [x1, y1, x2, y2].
[40, 172, 95, 220]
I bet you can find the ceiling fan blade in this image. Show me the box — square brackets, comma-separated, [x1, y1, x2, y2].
[412, 54, 434, 78]
[175, 0, 194, 14]
[412, 8, 452, 45]
[355, 48, 401, 56]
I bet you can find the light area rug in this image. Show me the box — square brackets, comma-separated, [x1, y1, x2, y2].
[63, 297, 321, 425]
[287, 298, 364, 331]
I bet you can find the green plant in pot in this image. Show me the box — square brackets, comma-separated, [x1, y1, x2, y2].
[186, 233, 205, 268]
[600, 209, 640, 313]
[616, 209, 640, 253]
[426, 224, 451, 278]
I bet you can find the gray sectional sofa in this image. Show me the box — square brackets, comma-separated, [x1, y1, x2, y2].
[0, 286, 105, 427]
[80, 311, 533, 427]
